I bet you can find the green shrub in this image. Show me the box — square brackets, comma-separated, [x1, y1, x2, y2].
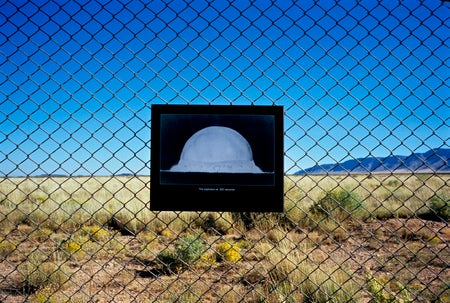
[366, 268, 393, 303]
[174, 234, 207, 266]
[156, 234, 207, 273]
[429, 195, 449, 221]
[312, 188, 362, 222]
[365, 268, 412, 303]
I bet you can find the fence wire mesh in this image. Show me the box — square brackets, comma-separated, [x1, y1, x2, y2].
[0, 1, 449, 302]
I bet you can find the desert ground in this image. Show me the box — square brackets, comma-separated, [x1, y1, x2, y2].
[0, 174, 448, 302]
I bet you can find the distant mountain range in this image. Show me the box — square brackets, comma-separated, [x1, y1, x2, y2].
[295, 148, 450, 174]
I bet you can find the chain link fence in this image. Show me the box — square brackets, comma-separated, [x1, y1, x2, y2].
[1, 1, 449, 302]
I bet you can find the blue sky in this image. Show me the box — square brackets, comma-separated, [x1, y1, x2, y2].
[0, 0, 449, 176]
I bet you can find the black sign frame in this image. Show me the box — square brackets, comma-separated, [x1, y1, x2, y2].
[150, 105, 284, 212]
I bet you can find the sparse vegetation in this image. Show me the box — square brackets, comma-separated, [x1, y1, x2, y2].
[0, 237, 16, 259]
[18, 251, 71, 293]
[0, 175, 448, 302]
[155, 233, 207, 273]
[215, 241, 242, 263]
[78, 225, 111, 242]
[58, 238, 84, 260]
[156, 248, 181, 273]
[174, 234, 207, 266]
[312, 188, 362, 221]
[265, 239, 359, 302]
[429, 194, 450, 221]
[365, 268, 413, 303]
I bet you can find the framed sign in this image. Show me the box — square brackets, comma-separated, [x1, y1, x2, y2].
[150, 105, 284, 212]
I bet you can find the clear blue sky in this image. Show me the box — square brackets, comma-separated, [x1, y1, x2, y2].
[1, 0, 449, 176]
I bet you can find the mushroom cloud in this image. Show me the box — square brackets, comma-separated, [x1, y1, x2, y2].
[170, 126, 263, 173]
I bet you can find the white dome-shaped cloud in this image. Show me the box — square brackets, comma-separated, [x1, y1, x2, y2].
[170, 126, 263, 173]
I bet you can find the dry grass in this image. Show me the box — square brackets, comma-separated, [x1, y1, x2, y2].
[0, 174, 448, 302]
[285, 174, 449, 222]
[1, 174, 447, 234]
[261, 239, 358, 302]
